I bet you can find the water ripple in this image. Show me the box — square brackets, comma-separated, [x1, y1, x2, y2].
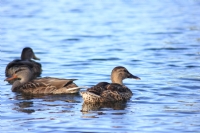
[1, 0, 200, 133]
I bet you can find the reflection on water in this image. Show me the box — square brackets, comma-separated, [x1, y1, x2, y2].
[14, 92, 81, 101]
[13, 101, 35, 114]
[12, 93, 81, 114]
[1, 0, 200, 132]
[81, 102, 127, 112]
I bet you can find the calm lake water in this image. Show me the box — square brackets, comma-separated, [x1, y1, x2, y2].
[1, 0, 200, 132]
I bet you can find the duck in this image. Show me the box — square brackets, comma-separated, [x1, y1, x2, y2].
[4, 67, 85, 94]
[5, 47, 42, 84]
[80, 66, 140, 103]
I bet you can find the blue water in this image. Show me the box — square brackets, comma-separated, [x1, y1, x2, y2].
[1, 0, 200, 132]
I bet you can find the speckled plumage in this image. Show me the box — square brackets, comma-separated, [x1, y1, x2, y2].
[12, 77, 79, 94]
[80, 66, 140, 103]
[5, 68, 82, 94]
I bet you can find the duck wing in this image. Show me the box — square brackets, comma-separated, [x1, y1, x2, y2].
[87, 82, 110, 95]
[100, 83, 133, 102]
[35, 77, 77, 88]
[13, 81, 51, 94]
[106, 83, 129, 92]
[33, 77, 80, 94]
[14, 78, 80, 94]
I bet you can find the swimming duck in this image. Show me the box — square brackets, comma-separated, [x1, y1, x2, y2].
[4, 67, 84, 94]
[80, 66, 140, 103]
[5, 47, 42, 84]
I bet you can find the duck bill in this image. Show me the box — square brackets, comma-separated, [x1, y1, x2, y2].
[4, 74, 18, 81]
[33, 54, 40, 60]
[128, 73, 141, 80]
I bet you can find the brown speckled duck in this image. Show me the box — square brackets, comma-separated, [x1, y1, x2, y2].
[5, 67, 84, 94]
[5, 47, 42, 84]
[80, 66, 140, 103]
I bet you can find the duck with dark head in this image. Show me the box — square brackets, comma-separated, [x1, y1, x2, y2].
[5, 47, 42, 84]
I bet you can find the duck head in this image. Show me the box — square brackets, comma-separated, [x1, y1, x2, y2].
[111, 66, 140, 85]
[4, 67, 33, 84]
[21, 47, 40, 60]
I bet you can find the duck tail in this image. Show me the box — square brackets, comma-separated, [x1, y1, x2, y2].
[82, 91, 101, 98]
[66, 86, 88, 93]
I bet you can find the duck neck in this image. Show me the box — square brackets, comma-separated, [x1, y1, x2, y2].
[21, 52, 31, 60]
[12, 80, 22, 92]
[111, 75, 123, 85]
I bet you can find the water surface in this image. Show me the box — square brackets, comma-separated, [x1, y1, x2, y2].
[1, 0, 200, 132]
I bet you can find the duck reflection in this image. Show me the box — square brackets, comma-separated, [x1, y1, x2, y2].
[14, 93, 81, 101]
[12, 93, 81, 114]
[13, 101, 35, 114]
[81, 101, 127, 113]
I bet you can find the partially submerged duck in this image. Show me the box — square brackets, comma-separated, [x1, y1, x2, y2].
[80, 66, 140, 103]
[5, 47, 42, 84]
[5, 67, 84, 94]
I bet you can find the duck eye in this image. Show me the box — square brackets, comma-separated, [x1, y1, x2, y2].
[123, 69, 127, 72]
